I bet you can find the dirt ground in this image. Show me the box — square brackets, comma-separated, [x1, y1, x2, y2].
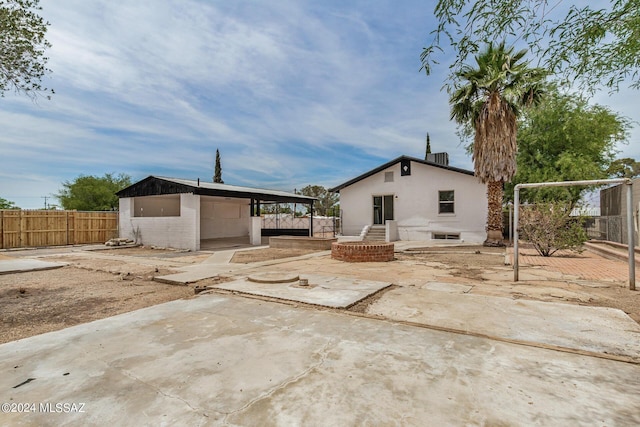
[0, 267, 193, 344]
[1, 244, 638, 345]
[230, 248, 322, 263]
[0, 246, 212, 344]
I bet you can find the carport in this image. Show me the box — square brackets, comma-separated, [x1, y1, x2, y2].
[116, 176, 316, 251]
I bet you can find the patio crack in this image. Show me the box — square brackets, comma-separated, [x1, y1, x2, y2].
[97, 357, 217, 423]
[223, 340, 333, 423]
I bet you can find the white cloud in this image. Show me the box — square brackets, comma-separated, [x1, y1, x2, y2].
[5, 0, 636, 209]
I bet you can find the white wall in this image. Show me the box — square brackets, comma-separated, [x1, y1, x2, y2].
[200, 198, 250, 239]
[119, 194, 200, 251]
[133, 195, 180, 217]
[339, 161, 488, 243]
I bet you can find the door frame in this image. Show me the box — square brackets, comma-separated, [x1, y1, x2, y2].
[372, 194, 394, 225]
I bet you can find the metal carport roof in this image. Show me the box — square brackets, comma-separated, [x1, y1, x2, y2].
[116, 176, 316, 204]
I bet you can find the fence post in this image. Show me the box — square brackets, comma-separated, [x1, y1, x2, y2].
[72, 210, 77, 245]
[19, 210, 25, 247]
[66, 211, 70, 245]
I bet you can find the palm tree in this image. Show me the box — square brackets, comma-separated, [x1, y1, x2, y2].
[450, 42, 546, 246]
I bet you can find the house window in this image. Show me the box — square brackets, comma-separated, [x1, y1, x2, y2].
[433, 232, 460, 240]
[438, 190, 455, 214]
[384, 172, 394, 182]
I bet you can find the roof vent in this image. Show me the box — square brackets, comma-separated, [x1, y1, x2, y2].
[426, 152, 449, 166]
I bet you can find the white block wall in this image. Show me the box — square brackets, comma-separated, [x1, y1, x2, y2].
[119, 194, 200, 251]
[339, 161, 488, 243]
[200, 198, 250, 239]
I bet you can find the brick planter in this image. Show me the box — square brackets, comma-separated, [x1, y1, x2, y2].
[331, 241, 394, 262]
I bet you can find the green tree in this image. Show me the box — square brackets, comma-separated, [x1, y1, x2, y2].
[607, 158, 640, 179]
[449, 42, 546, 246]
[506, 90, 629, 205]
[421, 1, 640, 93]
[213, 148, 224, 183]
[0, 0, 53, 99]
[0, 197, 19, 209]
[57, 173, 132, 211]
[300, 185, 339, 216]
[424, 133, 431, 159]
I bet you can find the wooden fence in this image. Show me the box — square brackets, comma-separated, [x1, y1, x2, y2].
[0, 210, 118, 249]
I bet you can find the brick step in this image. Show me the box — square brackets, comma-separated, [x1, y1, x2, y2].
[364, 237, 386, 241]
[584, 241, 640, 265]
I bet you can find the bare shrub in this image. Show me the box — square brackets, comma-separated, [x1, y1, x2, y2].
[518, 203, 587, 257]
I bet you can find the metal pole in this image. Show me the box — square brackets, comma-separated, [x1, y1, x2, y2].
[514, 188, 520, 281]
[626, 182, 636, 290]
[509, 202, 513, 245]
[514, 178, 632, 286]
[309, 200, 314, 237]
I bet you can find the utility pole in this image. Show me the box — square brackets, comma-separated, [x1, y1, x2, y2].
[41, 196, 49, 209]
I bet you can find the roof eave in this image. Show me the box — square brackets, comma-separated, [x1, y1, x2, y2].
[328, 155, 476, 192]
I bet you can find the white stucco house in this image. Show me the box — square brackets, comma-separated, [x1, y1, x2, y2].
[116, 176, 316, 251]
[328, 154, 488, 243]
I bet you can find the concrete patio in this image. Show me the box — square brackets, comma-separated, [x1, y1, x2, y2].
[1, 294, 639, 426]
[1, 241, 639, 425]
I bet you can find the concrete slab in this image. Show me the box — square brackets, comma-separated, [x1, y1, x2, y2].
[247, 271, 299, 283]
[215, 274, 391, 308]
[0, 259, 67, 275]
[0, 295, 638, 426]
[154, 251, 331, 285]
[368, 287, 640, 360]
[154, 263, 250, 284]
[422, 281, 473, 293]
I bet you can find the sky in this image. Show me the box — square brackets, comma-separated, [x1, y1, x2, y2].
[1, 0, 638, 209]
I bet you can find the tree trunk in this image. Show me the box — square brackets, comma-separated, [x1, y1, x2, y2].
[485, 180, 505, 247]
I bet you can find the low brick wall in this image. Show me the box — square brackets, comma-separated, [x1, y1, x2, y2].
[331, 241, 394, 262]
[270, 236, 337, 250]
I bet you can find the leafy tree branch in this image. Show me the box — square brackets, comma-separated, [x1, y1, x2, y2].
[421, 0, 640, 93]
[0, 0, 53, 99]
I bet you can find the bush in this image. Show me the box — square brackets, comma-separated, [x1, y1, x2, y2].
[518, 203, 587, 257]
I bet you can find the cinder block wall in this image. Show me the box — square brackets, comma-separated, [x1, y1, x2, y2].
[119, 194, 200, 251]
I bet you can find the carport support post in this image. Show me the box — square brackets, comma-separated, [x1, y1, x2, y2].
[250, 216, 262, 245]
[309, 200, 314, 237]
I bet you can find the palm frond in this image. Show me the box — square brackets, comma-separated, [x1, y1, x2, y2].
[449, 42, 547, 183]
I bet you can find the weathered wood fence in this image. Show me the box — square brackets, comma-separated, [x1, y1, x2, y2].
[0, 210, 118, 249]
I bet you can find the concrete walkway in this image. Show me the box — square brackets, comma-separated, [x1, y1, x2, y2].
[368, 286, 640, 361]
[0, 259, 66, 275]
[1, 295, 639, 426]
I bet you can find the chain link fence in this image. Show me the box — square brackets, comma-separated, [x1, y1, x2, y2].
[583, 215, 623, 243]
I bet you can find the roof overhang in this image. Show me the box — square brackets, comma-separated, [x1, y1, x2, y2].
[328, 155, 475, 193]
[116, 176, 316, 204]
